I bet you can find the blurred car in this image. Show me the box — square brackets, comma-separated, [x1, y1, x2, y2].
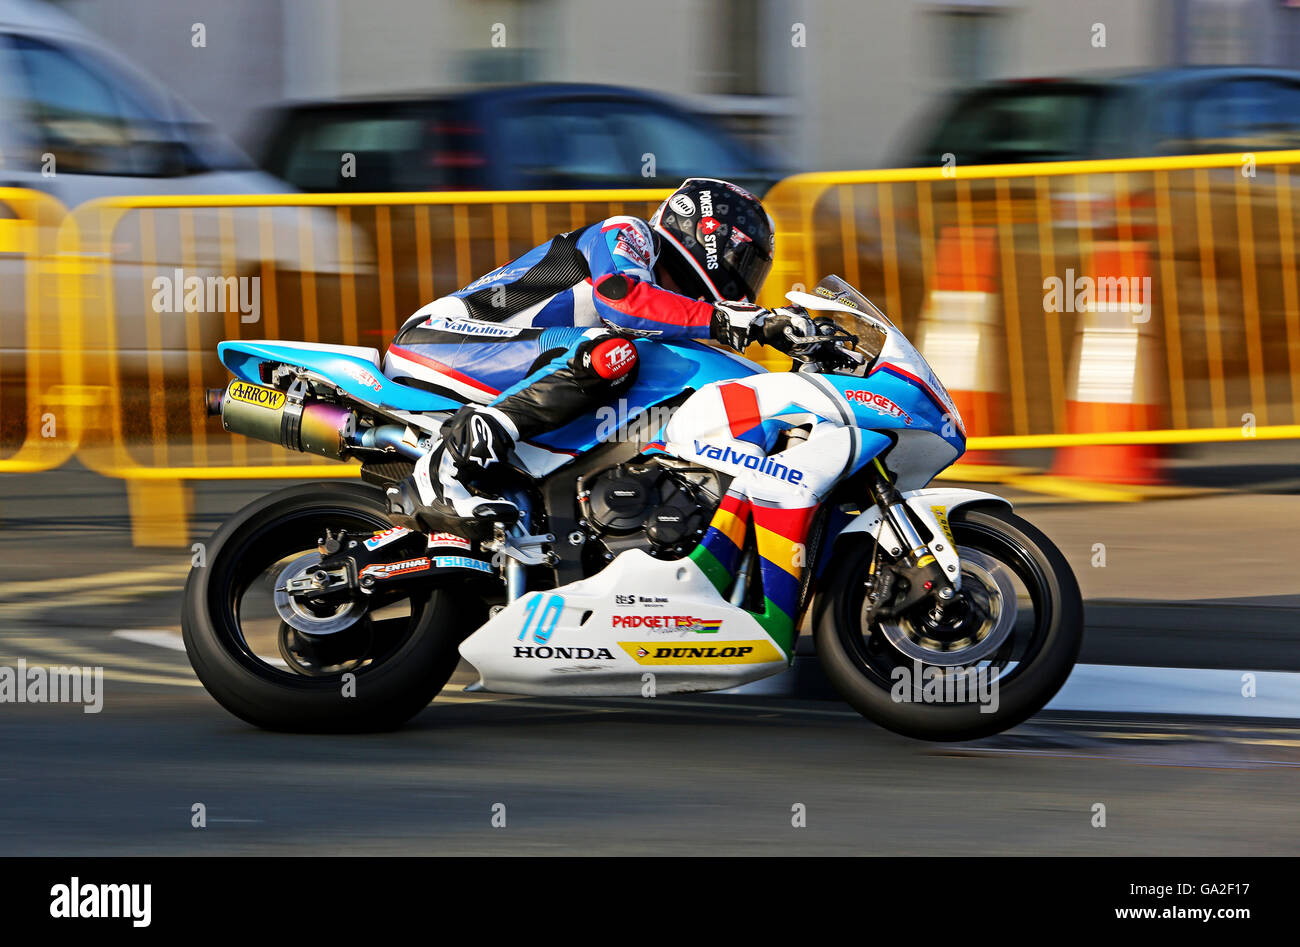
[0, 0, 370, 454]
[894, 67, 1300, 167]
[829, 68, 1300, 434]
[0, 0, 294, 204]
[256, 83, 781, 196]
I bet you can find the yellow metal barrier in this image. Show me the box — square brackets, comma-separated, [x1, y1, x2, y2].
[4, 158, 1298, 542]
[760, 150, 1300, 443]
[64, 189, 670, 543]
[0, 189, 78, 474]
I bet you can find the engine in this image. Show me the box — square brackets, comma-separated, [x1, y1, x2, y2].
[579, 461, 724, 561]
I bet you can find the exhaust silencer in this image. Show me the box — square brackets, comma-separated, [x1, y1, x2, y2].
[211, 380, 355, 460]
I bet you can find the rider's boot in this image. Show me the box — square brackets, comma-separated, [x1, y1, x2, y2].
[387, 333, 640, 539]
[386, 406, 520, 540]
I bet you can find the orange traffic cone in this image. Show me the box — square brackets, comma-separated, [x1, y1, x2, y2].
[1050, 242, 1165, 484]
[916, 226, 1005, 466]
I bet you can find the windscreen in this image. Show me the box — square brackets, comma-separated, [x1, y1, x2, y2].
[810, 275, 891, 364]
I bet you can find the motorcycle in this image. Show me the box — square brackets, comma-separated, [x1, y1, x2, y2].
[184, 275, 1082, 740]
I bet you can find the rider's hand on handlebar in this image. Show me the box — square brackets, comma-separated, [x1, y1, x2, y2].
[709, 300, 768, 352]
[751, 306, 818, 354]
[709, 302, 832, 358]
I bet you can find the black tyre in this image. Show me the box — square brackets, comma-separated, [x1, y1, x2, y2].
[182, 482, 475, 732]
[813, 505, 1083, 741]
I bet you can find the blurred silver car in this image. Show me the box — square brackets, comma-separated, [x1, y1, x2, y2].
[0, 0, 292, 202]
[0, 0, 368, 454]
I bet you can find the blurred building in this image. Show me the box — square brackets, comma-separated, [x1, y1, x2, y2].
[51, 0, 1300, 172]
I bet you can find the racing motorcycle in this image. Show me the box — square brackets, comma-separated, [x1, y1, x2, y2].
[184, 275, 1082, 741]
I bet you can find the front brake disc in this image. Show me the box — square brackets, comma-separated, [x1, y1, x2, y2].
[869, 547, 1018, 667]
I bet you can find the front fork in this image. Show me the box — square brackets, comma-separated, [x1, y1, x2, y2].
[868, 461, 958, 614]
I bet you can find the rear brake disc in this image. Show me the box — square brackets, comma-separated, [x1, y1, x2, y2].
[273, 552, 363, 636]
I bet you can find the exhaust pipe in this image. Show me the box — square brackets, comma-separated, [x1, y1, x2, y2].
[210, 380, 356, 460]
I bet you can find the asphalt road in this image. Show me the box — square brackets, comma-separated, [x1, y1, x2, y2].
[4, 687, 1299, 856]
[1, 465, 1297, 855]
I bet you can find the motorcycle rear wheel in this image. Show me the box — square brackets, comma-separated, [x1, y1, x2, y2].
[182, 482, 473, 732]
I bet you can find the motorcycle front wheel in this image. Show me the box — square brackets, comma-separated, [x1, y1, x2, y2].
[182, 482, 474, 732]
[813, 506, 1083, 741]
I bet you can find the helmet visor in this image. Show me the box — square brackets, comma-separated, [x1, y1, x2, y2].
[720, 234, 773, 303]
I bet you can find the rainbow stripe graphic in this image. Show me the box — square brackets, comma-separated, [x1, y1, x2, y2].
[691, 492, 751, 585]
[689, 491, 816, 661]
[681, 617, 723, 634]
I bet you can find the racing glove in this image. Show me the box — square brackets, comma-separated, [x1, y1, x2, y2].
[711, 301, 817, 354]
[753, 307, 818, 353]
[709, 300, 768, 351]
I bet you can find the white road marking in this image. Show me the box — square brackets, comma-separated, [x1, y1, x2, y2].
[113, 629, 187, 651]
[1, 635, 220, 688]
[113, 628, 294, 668]
[80, 631, 1300, 720]
[1046, 664, 1300, 718]
[8, 564, 1299, 720]
[736, 662, 1300, 718]
[6, 634, 192, 679]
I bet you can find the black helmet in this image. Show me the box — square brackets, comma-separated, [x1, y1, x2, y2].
[650, 178, 774, 303]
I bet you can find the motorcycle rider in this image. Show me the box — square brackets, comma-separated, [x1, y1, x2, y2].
[382, 177, 817, 538]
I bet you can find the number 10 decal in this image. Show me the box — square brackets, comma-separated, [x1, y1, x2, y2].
[519, 594, 564, 643]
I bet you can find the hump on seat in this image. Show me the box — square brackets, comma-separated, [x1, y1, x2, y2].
[243, 340, 382, 367]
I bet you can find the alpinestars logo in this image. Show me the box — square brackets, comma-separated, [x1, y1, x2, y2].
[699, 190, 718, 270]
[470, 415, 499, 463]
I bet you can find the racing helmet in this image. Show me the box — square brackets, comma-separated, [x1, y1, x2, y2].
[649, 178, 774, 303]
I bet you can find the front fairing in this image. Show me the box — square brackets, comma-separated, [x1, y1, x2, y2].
[867, 329, 965, 440]
[785, 278, 966, 451]
[818, 368, 964, 452]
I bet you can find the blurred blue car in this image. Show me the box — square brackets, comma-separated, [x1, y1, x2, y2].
[258, 83, 781, 195]
[896, 67, 1300, 166]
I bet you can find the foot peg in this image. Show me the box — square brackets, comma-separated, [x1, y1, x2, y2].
[385, 482, 518, 541]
